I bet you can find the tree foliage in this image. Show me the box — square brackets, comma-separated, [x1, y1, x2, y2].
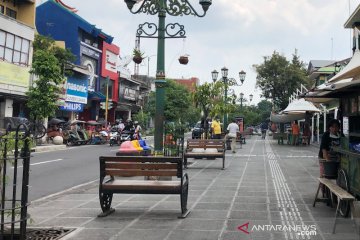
[144, 80, 195, 124]
[193, 81, 237, 122]
[254, 50, 310, 111]
[26, 35, 75, 120]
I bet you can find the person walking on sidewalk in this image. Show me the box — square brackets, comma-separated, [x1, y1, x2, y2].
[226, 119, 239, 153]
[291, 120, 300, 145]
[211, 117, 221, 139]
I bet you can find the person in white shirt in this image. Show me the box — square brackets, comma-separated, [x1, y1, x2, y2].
[134, 121, 142, 140]
[117, 119, 125, 132]
[226, 119, 239, 153]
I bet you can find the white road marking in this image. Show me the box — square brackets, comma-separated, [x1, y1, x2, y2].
[14, 158, 64, 168]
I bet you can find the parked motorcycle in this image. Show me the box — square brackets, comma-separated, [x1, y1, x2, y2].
[109, 127, 121, 146]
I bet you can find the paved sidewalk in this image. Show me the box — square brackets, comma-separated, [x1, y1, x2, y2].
[28, 136, 359, 240]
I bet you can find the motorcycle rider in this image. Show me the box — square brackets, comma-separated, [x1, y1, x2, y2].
[117, 119, 125, 132]
[134, 121, 142, 140]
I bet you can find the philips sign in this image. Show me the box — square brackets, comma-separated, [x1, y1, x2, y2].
[59, 102, 84, 112]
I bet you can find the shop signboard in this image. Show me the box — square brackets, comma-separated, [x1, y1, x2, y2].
[0, 61, 30, 88]
[59, 101, 84, 112]
[80, 43, 101, 92]
[101, 42, 119, 80]
[65, 77, 88, 104]
[124, 87, 137, 101]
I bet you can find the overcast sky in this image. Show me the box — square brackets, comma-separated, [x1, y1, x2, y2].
[39, 0, 359, 104]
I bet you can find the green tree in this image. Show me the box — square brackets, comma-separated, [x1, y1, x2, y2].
[144, 80, 193, 123]
[254, 50, 309, 110]
[26, 35, 75, 121]
[193, 81, 236, 124]
[257, 100, 273, 122]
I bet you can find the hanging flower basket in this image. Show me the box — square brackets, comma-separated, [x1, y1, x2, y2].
[178, 56, 189, 65]
[133, 56, 143, 64]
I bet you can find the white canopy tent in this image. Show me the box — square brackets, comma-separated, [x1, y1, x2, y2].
[270, 112, 306, 123]
[283, 98, 321, 113]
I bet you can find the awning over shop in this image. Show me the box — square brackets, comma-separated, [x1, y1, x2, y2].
[88, 91, 106, 101]
[270, 112, 306, 123]
[328, 50, 360, 82]
[283, 98, 320, 113]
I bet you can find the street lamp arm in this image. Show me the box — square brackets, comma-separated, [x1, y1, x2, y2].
[128, 0, 210, 17]
[128, 0, 159, 15]
[166, 0, 208, 17]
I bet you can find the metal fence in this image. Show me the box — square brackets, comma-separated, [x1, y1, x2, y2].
[1, 125, 31, 240]
[163, 125, 185, 157]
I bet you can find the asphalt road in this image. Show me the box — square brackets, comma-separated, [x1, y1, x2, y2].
[27, 136, 154, 201]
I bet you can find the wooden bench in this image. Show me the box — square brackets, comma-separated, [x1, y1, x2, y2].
[184, 139, 225, 170]
[313, 177, 356, 233]
[98, 156, 189, 218]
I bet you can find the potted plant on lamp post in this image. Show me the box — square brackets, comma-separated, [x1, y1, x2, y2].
[133, 48, 144, 64]
[178, 54, 189, 65]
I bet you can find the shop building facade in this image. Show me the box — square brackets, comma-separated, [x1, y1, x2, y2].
[36, 0, 118, 122]
[0, 0, 35, 128]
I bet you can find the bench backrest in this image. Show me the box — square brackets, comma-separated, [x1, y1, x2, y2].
[99, 156, 183, 179]
[187, 139, 225, 149]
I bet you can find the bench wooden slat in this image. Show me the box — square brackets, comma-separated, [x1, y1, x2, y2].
[105, 162, 178, 169]
[100, 156, 181, 163]
[102, 180, 181, 192]
[105, 169, 178, 177]
[318, 178, 355, 200]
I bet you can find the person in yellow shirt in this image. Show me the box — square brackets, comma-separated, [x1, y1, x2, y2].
[211, 117, 222, 139]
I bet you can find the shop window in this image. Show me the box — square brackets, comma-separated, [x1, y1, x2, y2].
[0, 5, 4, 15]
[6, 7, 16, 19]
[0, 30, 30, 66]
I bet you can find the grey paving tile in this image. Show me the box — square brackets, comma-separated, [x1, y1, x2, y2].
[117, 201, 159, 209]
[204, 190, 236, 197]
[39, 217, 93, 227]
[177, 219, 224, 231]
[220, 231, 272, 240]
[232, 203, 269, 211]
[28, 207, 67, 218]
[103, 209, 144, 219]
[58, 208, 100, 218]
[229, 211, 269, 221]
[56, 194, 97, 201]
[113, 229, 171, 240]
[37, 200, 85, 209]
[129, 195, 167, 201]
[189, 210, 228, 219]
[142, 209, 182, 219]
[167, 229, 220, 240]
[83, 217, 133, 229]
[199, 196, 234, 203]
[78, 201, 101, 209]
[129, 218, 181, 229]
[68, 228, 120, 240]
[194, 202, 231, 211]
[235, 196, 268, 204]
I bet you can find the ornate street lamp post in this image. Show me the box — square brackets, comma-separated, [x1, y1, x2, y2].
[124, 0, 212, 152]
[238, 92, 253, 108]
[212, 67, 246, 128]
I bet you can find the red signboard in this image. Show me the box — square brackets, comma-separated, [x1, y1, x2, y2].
[101, 42, 119, 80]
[101, 42, 120, 102]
